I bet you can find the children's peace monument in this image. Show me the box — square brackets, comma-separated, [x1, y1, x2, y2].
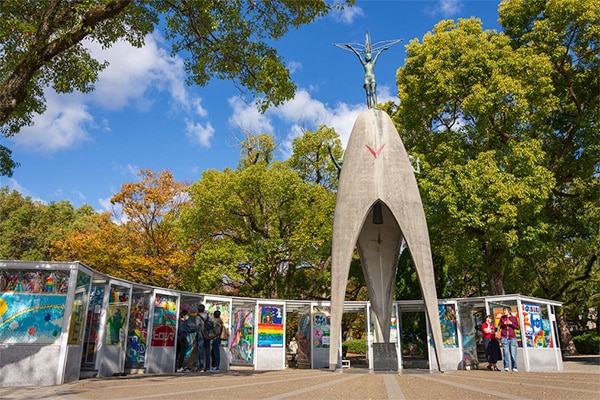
[329, 32, 444, 371]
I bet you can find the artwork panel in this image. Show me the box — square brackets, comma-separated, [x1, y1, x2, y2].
[0, 292, 66, 343]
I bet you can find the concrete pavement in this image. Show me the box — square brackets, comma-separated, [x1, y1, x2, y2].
[1, 356, 598, 400]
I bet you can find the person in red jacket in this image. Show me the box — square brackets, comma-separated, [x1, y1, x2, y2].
[498, 307, 519, 372]
[482, 315, 501, 371]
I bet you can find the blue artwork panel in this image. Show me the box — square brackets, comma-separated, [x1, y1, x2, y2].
[439, 304, 458, 348]
[0, 292, 66, 343]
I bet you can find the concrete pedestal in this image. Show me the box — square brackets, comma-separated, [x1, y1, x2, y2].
[373, 343, 398, 371]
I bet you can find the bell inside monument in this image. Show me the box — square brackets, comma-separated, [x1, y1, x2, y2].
[372, 201, 383, 225]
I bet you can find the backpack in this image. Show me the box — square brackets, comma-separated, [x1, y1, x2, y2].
[200, 314, 217, 339]
[220, 325, 229, 340]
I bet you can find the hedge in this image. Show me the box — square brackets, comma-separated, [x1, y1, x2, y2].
[342, 339, 366, 354]
[572, 331, 600, 355]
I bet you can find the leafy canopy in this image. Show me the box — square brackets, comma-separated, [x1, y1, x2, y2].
[0, 0, 353, 176]
[179, 131, 337, 299]
[393, 1, 598, 339]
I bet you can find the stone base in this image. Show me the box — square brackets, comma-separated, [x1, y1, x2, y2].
[373, 343, 398, 371]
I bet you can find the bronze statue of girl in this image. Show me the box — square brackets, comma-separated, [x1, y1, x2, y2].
[335, 31, 401, 109]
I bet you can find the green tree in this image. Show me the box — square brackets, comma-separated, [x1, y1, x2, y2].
[498, 0, 600, 353]
[285, 126, 370, 302]
[0, 0, 353, 176]
[394, 2, 599, 353]
[0, 187, 79, 260]
[396, 17, 556, 297]
[180, 132, 336, 299]
[0, 0, 155, 175]
[286, 125, 342, 191]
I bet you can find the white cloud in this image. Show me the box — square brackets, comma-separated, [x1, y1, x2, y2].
[190, 97, 208, 118]
[101, 198, 128, 225]
[227, 97, 274, 134]
[115, 163, 141, 179]
[87, 33, 194, 113]
[375, 85, 397, 106]
[5, 174, 90, 207]
[10, 91, 94, 153]
[429, 0, 463, 17]
[11, 32, 211, 154]
[227, 86, 401, 160]
[98, 197, 113, 213]
[70, 190, 87, 203]
[5, 178, 45, 204]
[287, 61, 303, 75]
[185, 119, 215, 147]
[332, 5, 364, 24]
[273, 86, 397, 150]
[274, 89, 331, 128]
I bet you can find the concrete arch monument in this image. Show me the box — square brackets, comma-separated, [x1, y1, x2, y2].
[328, 106, 445, 370]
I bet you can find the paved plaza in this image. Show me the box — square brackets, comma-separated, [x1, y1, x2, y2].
[1, 356, 598, 400]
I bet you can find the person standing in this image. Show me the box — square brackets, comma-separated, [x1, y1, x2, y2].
[209, 310, 224, 372]
[498, 307, 519, 372]
[481, 315, 501, 371]
[195, 304, 210, 372]
[288, 337, 298, 362]
[176, 310, 195, 372]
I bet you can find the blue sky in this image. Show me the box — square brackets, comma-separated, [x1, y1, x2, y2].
[2, 0, 503, 213]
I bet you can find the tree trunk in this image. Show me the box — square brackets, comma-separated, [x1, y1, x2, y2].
[557, 312, 578, 355]
[484, 244, 506, 295]
[487, 270, 505, 295]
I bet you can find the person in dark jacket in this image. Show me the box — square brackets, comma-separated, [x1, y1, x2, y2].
[176, 310, 195, 372]
[195, 304, 212, 372]
[209, 310, 224, 372]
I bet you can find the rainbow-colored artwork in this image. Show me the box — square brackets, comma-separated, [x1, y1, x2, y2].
[0, 292, 66, 343]
[257, 305, 283, 347]
[390, 317, 398, 344]
[0, 270, 69, 293]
